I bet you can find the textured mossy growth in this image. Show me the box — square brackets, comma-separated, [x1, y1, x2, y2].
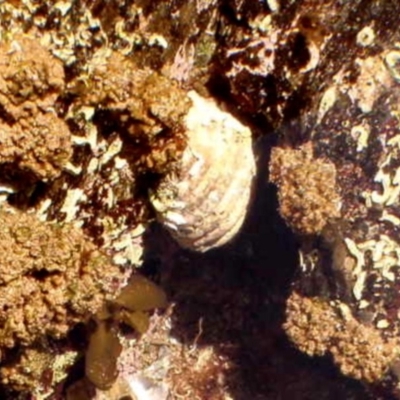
[0, 34, 72, 183]
[270, 143, 341, 236]
[0, 208, 125, 393]
[285, 291, 400, 384]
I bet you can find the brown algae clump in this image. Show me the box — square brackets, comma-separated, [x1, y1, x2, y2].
[112, 273, 168, 312]
[0, 111, 72, 182]
[85, 320, 122, 391]
[0, 209, 167, 394]
[285, 291, 400, 383]
[0, 34, 72, 182]
[85, 274, 168, 390]
[0, 35, 65, 119]
[269, 143, 341, 235]
[0, 208, 125, 392]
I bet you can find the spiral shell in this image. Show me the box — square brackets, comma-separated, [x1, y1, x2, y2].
[151, 91, 256, 252]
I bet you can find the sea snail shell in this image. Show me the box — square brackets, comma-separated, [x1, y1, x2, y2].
[151, 91, 256, 252]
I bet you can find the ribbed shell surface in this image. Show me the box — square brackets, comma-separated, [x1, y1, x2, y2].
[151, 91, 256, 252]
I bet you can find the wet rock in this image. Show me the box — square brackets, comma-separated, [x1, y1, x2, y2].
[240, 1, 400, 396]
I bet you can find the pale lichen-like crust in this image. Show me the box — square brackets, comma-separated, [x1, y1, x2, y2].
[151, 91, 256, 252]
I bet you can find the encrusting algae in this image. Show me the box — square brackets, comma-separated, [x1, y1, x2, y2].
[0, 208, 123, 348]
[69, 50, 190, 176]
[0, 207, 169, 395]
[269, 143, 341, 236]
[285, 291, 400, 383]
[0, 35, 72, 183]
[0, 2, 258, 398]
[0, 207, 125, 393]
[2, 0, 400, 398]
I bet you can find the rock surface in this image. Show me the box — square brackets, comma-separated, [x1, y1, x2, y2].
[1, 0, 400, 399]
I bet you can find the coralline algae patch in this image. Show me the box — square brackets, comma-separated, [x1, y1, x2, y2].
[0, 207, 126, 395]
[269, 143, 341, 236]
[3, 0, 400, 399]
[217, 2, 400, 394]
[37, 48, 190, 266]
[0, 0, 197, 267]
[0, 35, 72, 183]
[305, 59, 400, 340]
[282, 96, 400, 395]
[0, 1, 221, 397]
[285, 291, 400, 384]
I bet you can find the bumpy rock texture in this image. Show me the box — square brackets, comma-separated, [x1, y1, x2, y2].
[285, 291, 400, 383]
[2, 0, 400, 399]
[0, 35, 72, 182]
[70, 50, 190, 174]
[219, 0, 400, 397]
[0, 208, 124, 394]
[0, 1, 221, 396]
[270, 143, 341, 235]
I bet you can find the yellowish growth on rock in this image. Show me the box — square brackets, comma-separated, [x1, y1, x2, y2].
[285, 291, 400, 383]
[0, 34, 72, 181]
[1, 347, 77, 396]
[269, 143, 341, 235]
[0, 111, 72, 181]
[0, 207, 127, 394]
[0, 208, 123, 384]
[0, 35, 65, 119]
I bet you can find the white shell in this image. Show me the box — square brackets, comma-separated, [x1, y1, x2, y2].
[151, 91, 256, 252]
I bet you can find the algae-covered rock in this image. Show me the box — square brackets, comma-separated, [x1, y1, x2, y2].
[0, 35, 71, 182]
[0, 208, 126, 394]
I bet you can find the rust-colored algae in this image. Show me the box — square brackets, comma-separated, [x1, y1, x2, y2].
[0, 35, 72, 182]
[270, 143, 341, 236]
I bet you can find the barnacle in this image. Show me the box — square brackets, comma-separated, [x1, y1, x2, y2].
[151, 90, 256, 252]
